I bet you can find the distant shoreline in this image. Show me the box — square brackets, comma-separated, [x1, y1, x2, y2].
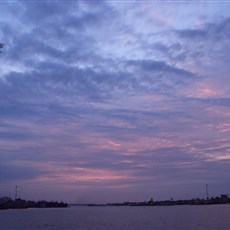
[1, 194, 229, 210]
[70, 194, 230, 207]
[0, 197, 68, 210]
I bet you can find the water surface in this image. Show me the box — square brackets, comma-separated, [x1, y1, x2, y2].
[0, 205, 229, 229]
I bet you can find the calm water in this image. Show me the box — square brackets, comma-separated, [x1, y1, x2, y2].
[0, 205, 230, 229]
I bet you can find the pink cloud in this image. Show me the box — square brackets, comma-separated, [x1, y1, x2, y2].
[189, 82, 220, 98]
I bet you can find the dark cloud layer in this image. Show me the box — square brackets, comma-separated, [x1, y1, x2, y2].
[0, 1, 230, 203]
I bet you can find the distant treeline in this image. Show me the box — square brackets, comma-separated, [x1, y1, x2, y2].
[0, 197, 68, 210]
[107, 194, 230, 207]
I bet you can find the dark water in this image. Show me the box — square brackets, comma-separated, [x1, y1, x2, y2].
[0, 205, 230, 229]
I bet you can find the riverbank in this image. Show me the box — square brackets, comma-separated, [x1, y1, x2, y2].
[0, 197, 68, 210]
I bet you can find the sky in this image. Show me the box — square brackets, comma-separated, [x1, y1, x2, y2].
[0, 0, 230, 204]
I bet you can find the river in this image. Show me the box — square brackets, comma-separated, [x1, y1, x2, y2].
[0, 205, 229, 229]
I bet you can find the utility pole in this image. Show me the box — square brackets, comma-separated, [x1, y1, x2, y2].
[206, 184, 209, 200]
[15, 185, 18, 200]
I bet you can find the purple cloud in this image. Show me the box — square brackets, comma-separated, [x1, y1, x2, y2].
[0, 1, 229, 203]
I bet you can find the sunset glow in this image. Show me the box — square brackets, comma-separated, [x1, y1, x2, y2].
[0, 1, 230, 203]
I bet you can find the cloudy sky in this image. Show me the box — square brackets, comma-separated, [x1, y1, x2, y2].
[0, 0, 230, 203]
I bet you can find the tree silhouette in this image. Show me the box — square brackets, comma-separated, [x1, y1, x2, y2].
[0, 43, 4, 52]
